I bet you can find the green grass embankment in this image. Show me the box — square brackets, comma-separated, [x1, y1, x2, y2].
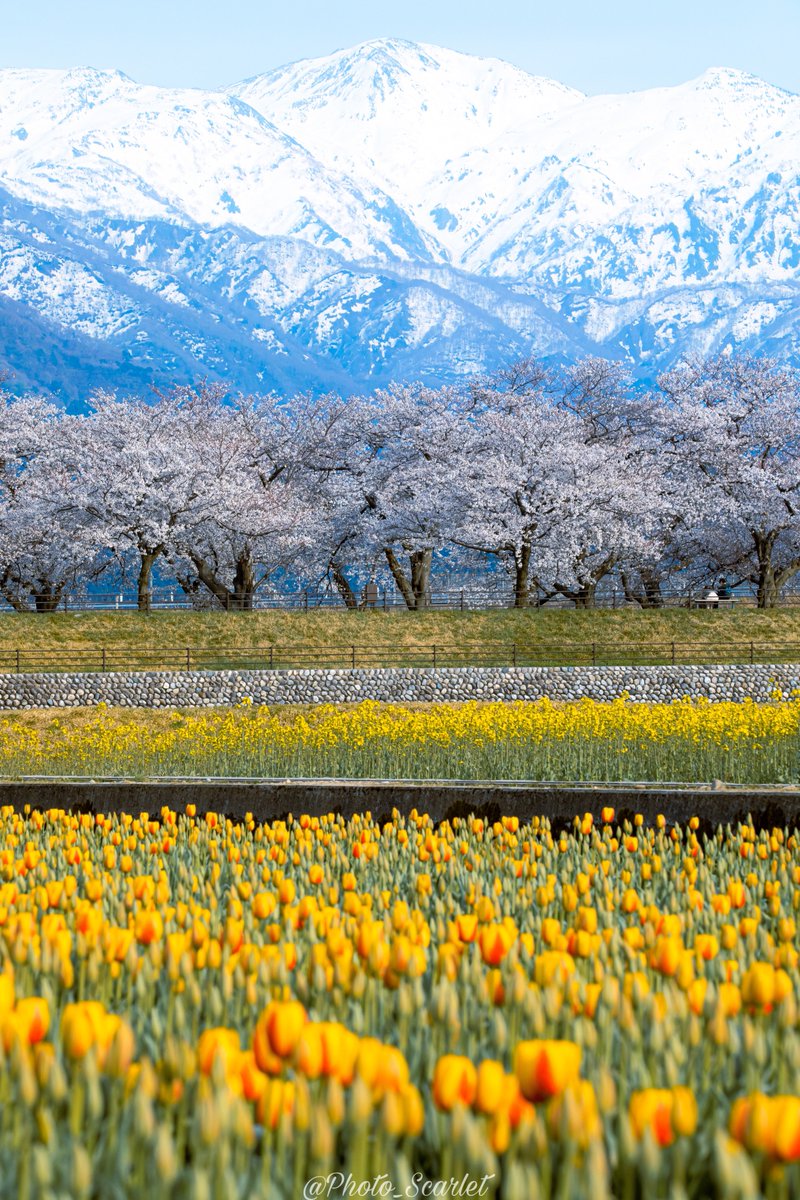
[0, 607, 796, 671]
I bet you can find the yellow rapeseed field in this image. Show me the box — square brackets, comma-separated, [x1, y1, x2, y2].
[0, 804, 798, 1196]
[0, 695, 798, 782]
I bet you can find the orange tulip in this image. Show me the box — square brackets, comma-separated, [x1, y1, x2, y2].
[479, 922, 515, 966]
[261, 1000, 308, 1059]
[534, 951, 576, 987]
[432, 1055, 478, 1111]
[455, 913, 478, 943]
[730, 1093, 800, 1161]
[61, 1002, 99, 1060]
[401, 1084, 425, 1136]
[14, 996, 50, 1045]
[134, 909, 163, 946]
[576, 906, 598, 934]
[629, 1087, 697, 1147]
[197, 1027, 241, 1076]
[318, 1022, 360, 1084]
[356, 1039, 409, 1095]
[718, 982, 742, 1017]
[694, 934, 719, 961]
[0, 973, 14, 1019]
[257, 1079, 295, 1130]
[687, 978, 707, 1016]
[475, 1059, 506, 1115]
[742, 962, 792, 1012]
[651, 935, 682, 976]
[291, 1023, 323, 1079]
[514, 1040, 581, 1103]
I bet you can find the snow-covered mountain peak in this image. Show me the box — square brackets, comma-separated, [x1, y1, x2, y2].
[0, 67, 428, 262]
[297, 37, 442, 84]
[230, 38, 582, 248]
[690, 65, 789, 94]
[236, 37, 580, 107]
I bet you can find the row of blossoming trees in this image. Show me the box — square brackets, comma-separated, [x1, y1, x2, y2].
[0, 353, 799, 612]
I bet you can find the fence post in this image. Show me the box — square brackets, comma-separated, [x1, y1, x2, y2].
[304, 590, 309, 612]
[671, 641, 675, 665]
[186, 648, 191, 672]
[269, 646, 274, 669]
[351, 645, 356, 669]
[591, 642, 597, 666]
[460, 590, 464, 611]
[15, 649, 20, 675]
[750, 641, 754, 665]
[433, 644, 437, 668]
[102, 648, 107, 672]
[512, 642, 517, 667]
[383, 590, 387, 611]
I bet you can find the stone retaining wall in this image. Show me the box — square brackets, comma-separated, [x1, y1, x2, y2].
[0, 664, 796, 708]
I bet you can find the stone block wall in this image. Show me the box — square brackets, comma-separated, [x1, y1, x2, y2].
[0, 665, 795, 708]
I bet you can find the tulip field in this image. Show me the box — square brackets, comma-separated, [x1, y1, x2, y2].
[1, 694, 799, 783]
[0, 802, 798, 1198]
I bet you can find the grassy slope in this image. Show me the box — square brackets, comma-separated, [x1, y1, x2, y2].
[0, 607, 798, 670]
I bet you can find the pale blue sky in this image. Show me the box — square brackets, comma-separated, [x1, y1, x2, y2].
[3, 0, 797, 95]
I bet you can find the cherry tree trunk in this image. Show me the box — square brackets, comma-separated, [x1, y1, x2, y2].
[756, 570, 779, 609]
[620, 569, 664, 609]
[409, 549, 432, 609]
[330, 562, 359, 609]
[231, 552, 255, 611]
[572, 582, 598, 608]
[754, 532, 779, 609]
[137, 550, 159, 612]
[33, 585, 62, 613]
[384, 547, 432, 610]
[513, 544, 532, 607]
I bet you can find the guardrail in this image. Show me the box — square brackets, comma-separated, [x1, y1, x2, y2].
[0, 640, 799, 674]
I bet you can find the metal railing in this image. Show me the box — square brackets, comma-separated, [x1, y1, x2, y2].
[1, 640, 799, 675]
[3, 580, 800, 613]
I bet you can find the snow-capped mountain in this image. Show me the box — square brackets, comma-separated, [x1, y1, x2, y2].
[2, 40, 800, 403]
[232, 39, 582, 253]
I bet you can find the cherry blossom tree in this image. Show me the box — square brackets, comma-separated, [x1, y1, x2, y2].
[457, 359, 663, 607]
[656, 354, 800, 607]
[56, 387, 215, 610]
[452, 397, 586, 606]
[0, 398, 99, 611]
[351, 383, 473, 609]
[165, 388, 358, 610]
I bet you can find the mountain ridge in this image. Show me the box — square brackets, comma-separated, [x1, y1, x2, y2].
[1, 39, 800, 404]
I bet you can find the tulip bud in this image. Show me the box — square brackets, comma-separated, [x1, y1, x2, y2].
[155, 1127, 178, 1184]
[190, 1169, 212, 1200]
[71, 1144, 92, 1199]
[32, 1144, 52, 1189]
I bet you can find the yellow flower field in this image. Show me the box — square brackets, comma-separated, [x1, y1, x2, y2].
[0, 695, 798, 783]
[0, 803, 798, 1197]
